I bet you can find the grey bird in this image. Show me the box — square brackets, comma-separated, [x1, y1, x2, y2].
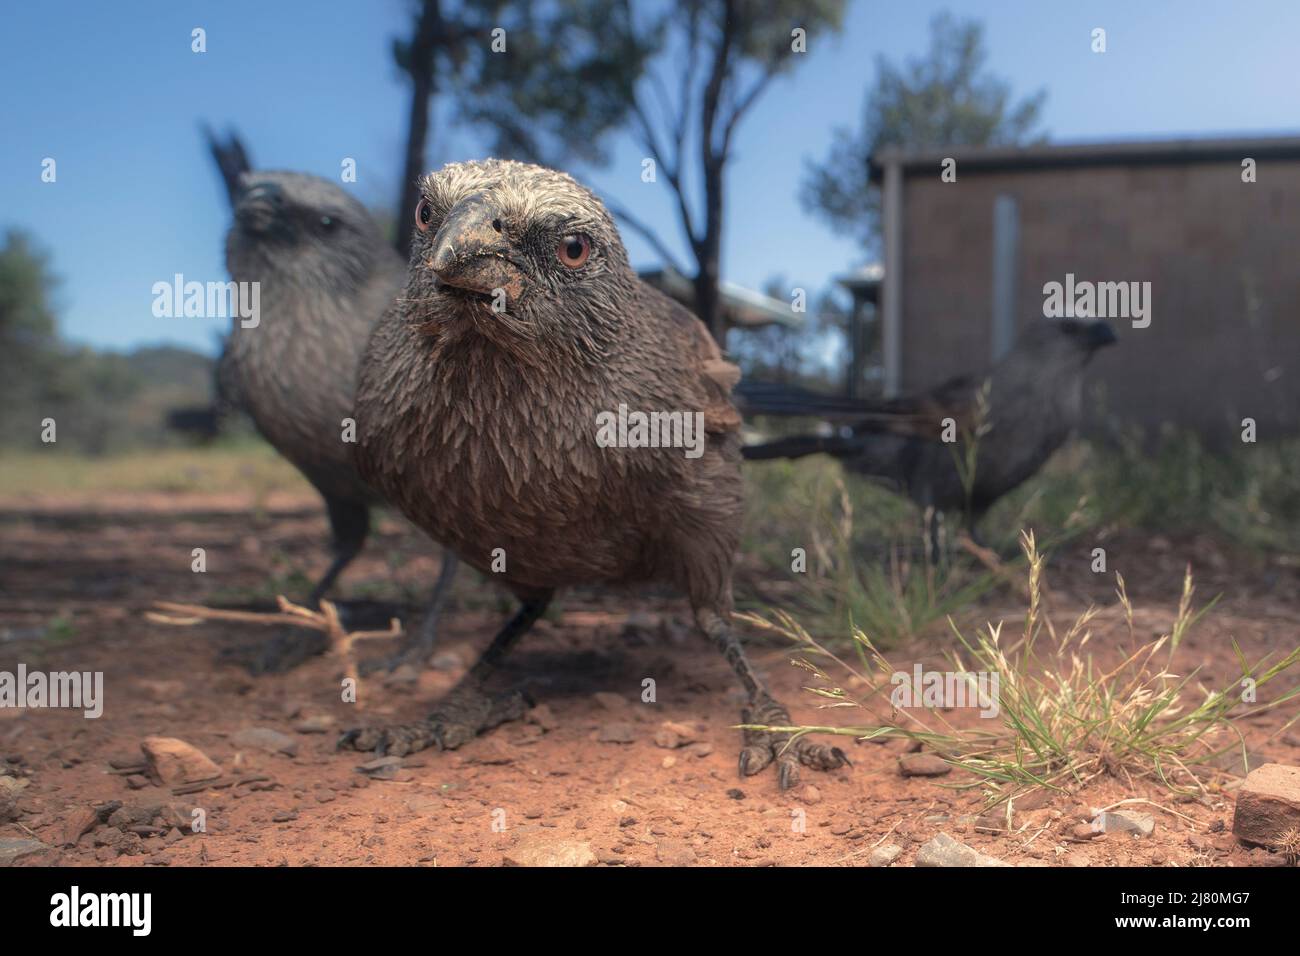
[220, 170, 458, 671]
[741, 318, 1118, 540]
[341, 159, 848, 790]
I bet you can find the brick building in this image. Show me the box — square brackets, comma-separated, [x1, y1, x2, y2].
[870, 135, 1300, 441]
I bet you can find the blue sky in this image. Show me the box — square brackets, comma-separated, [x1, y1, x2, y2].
[3, 0, 1299, 355]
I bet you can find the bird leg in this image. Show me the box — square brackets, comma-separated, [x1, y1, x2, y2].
[340, 591, 550, 756]
[374, 551, 459, 672]
[696, 608, 849, 790]
[308, 496, 371, 608]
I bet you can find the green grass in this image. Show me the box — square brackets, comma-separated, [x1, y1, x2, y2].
[0, 438, 311, 497]
[741, 532, 1300, 807]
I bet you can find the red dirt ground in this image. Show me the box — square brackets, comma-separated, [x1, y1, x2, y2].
[2, 491, 1298, 867]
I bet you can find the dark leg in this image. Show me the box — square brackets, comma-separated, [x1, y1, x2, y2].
[308, 496, 370, 606]
[229, 496, 368, 675]
[378, 551, 459, 671]
[340, 590, 551, 756]
[696, 607, 849, 790]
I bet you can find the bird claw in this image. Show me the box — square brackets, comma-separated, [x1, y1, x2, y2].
[736, 698, 851, 790]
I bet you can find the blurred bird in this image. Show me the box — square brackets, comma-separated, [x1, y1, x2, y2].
[214, 155, 458, 671]
[741, 318, 1118, 544]
[342, 159, 847, 790]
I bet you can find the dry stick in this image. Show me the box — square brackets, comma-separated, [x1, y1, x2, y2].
[147, 597, 401, 707]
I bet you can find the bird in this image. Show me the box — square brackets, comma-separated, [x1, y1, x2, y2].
[741, 317, 1117, 546]
[218, 166, 458, 671]
[341, 158, 848, 790]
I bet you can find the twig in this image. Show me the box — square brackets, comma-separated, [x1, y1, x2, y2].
[148, 597, 401, 707]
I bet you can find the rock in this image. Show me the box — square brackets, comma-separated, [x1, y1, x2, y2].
[593, 692, 630, 712]
[384, 664, 421, 688]
[798, 784, 822, 805]
[1095, 810, 1155, 838]
[915, 832, 1010, 867]
[0, 837, 48, 866]
[654, 838, 697, 866]
[503, 835, 597, 867]
[829, 819, 852, 836]
[431, 650, 464, 672]
[293, 714, 334, 734]
[661, 755, 677, 769]
[125, 775, 150, 789]
[598, 722, 636, 744]
[232, 727, 299, 758]
[653, 721, 700, 749]
[1071, 823, 1103, 841]
[526, 703, 558, 731]
[898, 753, 951, 777]
[868, 844, 903, 867]
[1232, 763, 1300, 847]
[357, 756, 404, 775]
[57, 807, 100, 847]
[140, 736, 220, 785]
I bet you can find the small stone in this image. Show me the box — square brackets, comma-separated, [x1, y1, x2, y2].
[140, 737, 220, 785]
[1071, 822, 1103, 841]
[431, 650, 464, 672]
[1095, 810, 1155, 838]
[272, 811, 298, 823]
[829, 819, 852, 836]
[526, 703, 558, 731]
[1232, 763, 1300, 848]
[233, 727, 300, 757]
[0, 837, 48, 866]
[661, 755, 677, 769]
[293, 714, 334, 734]
[653, 721, 700, 749]
[798, 784, 822, 805]
[125, 775, 150, 790]
[898, 753, 951, 777]
[868, 844, 903, 867]
[593, 692, 629, 712]
[598, 722, 636, 744]
[726, 788, 745, 801]
[655, 838, 697, 866]
[357, 756, 405, 775]
[915, 832, 1010, 867]
[503, 835, 597, 867]
[57, 807, 100, 847]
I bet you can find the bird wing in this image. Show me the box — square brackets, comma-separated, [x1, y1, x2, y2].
[647, 286, 742, 435]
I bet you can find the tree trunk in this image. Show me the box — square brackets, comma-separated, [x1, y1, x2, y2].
[396, 1, 442, 261]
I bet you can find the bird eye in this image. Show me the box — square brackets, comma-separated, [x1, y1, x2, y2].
[415, 198, 434, 232]
[557, 234, 591, 269]
[319, 215, 336, 230]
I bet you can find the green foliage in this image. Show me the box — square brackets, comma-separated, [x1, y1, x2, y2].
[802, 12, 1047, 250]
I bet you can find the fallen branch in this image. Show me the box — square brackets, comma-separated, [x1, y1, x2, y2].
[147, 596, 401, 703]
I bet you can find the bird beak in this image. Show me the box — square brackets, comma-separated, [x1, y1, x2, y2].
[1088, 320, 1118, 349]
[236, 182, 284, 234]
[427, 197, 527, 301]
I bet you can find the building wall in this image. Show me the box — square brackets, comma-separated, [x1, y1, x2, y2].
[897, 161, 1300, 441]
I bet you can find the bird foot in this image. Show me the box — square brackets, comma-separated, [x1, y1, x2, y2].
[739, 697, 850, 790]
[339, 686, 529, 756]
[220, 626, 328, 675]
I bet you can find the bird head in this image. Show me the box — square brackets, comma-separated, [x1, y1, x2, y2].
[404, 159, 638, 358]
[1020, 317, 1118, 366]
[225, 171, 387, 298]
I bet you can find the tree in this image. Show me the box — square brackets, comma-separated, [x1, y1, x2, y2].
[465, 0, 847, 344]
[802, 12, 1046, 252]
